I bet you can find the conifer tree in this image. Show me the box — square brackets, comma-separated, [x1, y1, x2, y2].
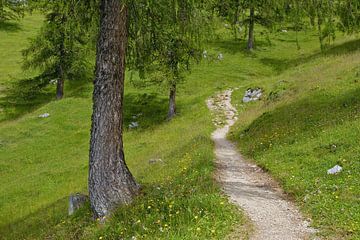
[215, 0, 285, 50]
[128, 0, 210, 119]
[22, 1, 95, 100]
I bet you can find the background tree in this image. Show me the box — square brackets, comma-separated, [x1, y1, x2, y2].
[89, 0, 140, 218]
[128, 0, 211, 119]
[22, 1, 95, 100]
[337, 0, 360, 34]
[215, 0, 285, 50]
[286, 0, 310, 49]
[0, 0, 25, 22]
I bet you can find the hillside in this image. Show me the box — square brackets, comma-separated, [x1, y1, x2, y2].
[0, 13, 359, 239]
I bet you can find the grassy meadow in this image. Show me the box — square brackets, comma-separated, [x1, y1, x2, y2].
[0, 12, 359, 240]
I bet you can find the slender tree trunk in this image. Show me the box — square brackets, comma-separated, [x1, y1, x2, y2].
[56, 16, 66, 100]
[56, 66, 64, 100]
[89, 0, 139, 219]
[247, 6, 255, 50]
[233, 4, 240, 40]
[168, 83, 176, 120]
[0, 2, 4, 21]
[317, 14, 324, 51]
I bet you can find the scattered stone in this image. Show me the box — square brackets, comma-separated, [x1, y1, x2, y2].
[129, 121, 139, 129]
[148, 158, 163, 164]
[132, 113, 143, 119]
[203, 50, 208, 58]
[327, 165, 343, 175]
[49, 79, 57, 85]
[38, 113, 50, 118]
[69, 193, 88, 215]
[282, 29, 288, 33]
[218, 53, 223, 61]
[224, 23, 230, 29]
[243, 88, 263, 103]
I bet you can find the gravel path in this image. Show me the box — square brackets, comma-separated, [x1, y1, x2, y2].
[207, 89, 317, 240]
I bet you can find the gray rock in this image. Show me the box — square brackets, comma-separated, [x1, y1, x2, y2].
[69, 193, 88, 215]
[218, 53, 224, 61]
[242, 88, 263, 103]
[49, 79, 57, 85]
[203, 50, 208, 58]
[129, 121, 139, 129]
[39, 113, 50, 118]
[327, 165, 342, 175]
[149, 158, 163, 164]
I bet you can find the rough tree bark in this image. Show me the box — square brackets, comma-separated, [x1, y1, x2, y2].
[168, 83, 176, 120]
[89, 0, 140, 218]
[247, 6, 255, 50]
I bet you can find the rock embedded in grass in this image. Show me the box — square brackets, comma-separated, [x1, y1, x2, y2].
[148, 158, 163, 164]
[129, 121, 139, 129]
[243, 88, 263, 103]
[69, 193, 88, 215]
[38, 113, 50, 118]
[327, 165, 343, 175]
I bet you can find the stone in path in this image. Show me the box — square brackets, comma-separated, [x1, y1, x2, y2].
[207, 89, 318, 240]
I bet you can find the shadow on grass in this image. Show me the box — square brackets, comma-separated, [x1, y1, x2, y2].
[0, 197, 69, 240]
[123, 92, 169, 130]
[0, 135, 216, 240]
[260, 38, 360, 74]
[0, 75, 54, 122]
[0, 21, 21, 32]
[240, 87, 360, 155]
[212, 38, 273, 55]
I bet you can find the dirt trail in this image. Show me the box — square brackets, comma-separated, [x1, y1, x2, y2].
[207, 89, 317, 240]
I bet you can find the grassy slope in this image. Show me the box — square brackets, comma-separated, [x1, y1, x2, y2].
[230, 37, 360, 239]
[0, 15, 249, 240]
[1, 14, 359, 240]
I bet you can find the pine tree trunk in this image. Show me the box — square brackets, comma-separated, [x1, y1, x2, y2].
[247, 6, 255, 50]
[56, 68, 64, 100]
[317, 15, 324, 51]
[56, 15, 66, 100]
[168, 83, 176, 120]
[89, 0, 139, 219]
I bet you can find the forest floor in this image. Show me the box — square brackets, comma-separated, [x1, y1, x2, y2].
[208, 90, 316, 240]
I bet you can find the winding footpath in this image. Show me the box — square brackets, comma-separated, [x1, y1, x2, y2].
[207, 90, 317, 240]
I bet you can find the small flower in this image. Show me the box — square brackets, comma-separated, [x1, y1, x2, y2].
[196, 227, 201, 231]
[99, 237, 103, 240]
[194, 216, 198, 219]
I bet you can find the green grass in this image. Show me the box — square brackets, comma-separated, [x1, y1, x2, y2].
[0, 15, 250, 240]
[230, 37, 360, 239]
[1, 13, 360, 239]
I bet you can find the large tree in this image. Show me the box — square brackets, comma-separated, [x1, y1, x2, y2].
[89, 0, 140, 218]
